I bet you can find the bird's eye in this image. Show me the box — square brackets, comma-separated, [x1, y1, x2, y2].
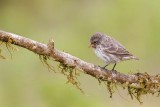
[93, 41, 97, 44]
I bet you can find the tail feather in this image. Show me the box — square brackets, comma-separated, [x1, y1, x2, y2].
[122, 55, 139, 61]
[132, 56, 139, 60]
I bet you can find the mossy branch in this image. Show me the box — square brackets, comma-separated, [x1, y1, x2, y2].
[0, 30, 160, 103]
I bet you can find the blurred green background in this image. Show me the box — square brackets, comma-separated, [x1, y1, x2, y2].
[0, 0, 160, 107]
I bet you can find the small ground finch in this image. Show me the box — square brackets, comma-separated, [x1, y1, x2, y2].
[89, 32, 139, 70]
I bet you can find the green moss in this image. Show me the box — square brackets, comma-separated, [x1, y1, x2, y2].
[39, 55, 55, 72]
[58, 62, 84, 94]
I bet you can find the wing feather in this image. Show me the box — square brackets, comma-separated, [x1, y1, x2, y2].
[101, 35, 134, 57]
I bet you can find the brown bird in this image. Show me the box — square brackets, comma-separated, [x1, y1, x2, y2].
[89, 32, 139, 70]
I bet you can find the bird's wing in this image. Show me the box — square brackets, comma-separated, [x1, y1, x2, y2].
[101, 36, 133, 56]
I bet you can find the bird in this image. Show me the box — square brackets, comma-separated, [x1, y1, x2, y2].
[89, 32, 139, 71]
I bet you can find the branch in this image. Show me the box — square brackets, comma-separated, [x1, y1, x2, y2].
[0, 30, 160, 103]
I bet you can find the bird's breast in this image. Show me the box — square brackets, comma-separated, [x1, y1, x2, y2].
[93, 47, 120, 64]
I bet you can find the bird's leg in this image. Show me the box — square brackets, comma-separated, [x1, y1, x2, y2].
[112, 63, 117, 71]
[102, 64, 109, 69]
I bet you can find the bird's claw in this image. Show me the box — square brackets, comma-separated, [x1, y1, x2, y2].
[98, 65, 106, 69]
[111, 69, 117, 73]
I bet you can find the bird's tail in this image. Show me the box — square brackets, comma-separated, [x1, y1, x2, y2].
[131, 55, 139, 60]
[122, 55, 139, 61]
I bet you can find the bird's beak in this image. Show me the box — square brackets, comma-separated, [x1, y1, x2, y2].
[88, 43, 93, 48]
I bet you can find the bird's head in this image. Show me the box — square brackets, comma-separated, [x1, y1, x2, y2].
[89, 32, 103, 48]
